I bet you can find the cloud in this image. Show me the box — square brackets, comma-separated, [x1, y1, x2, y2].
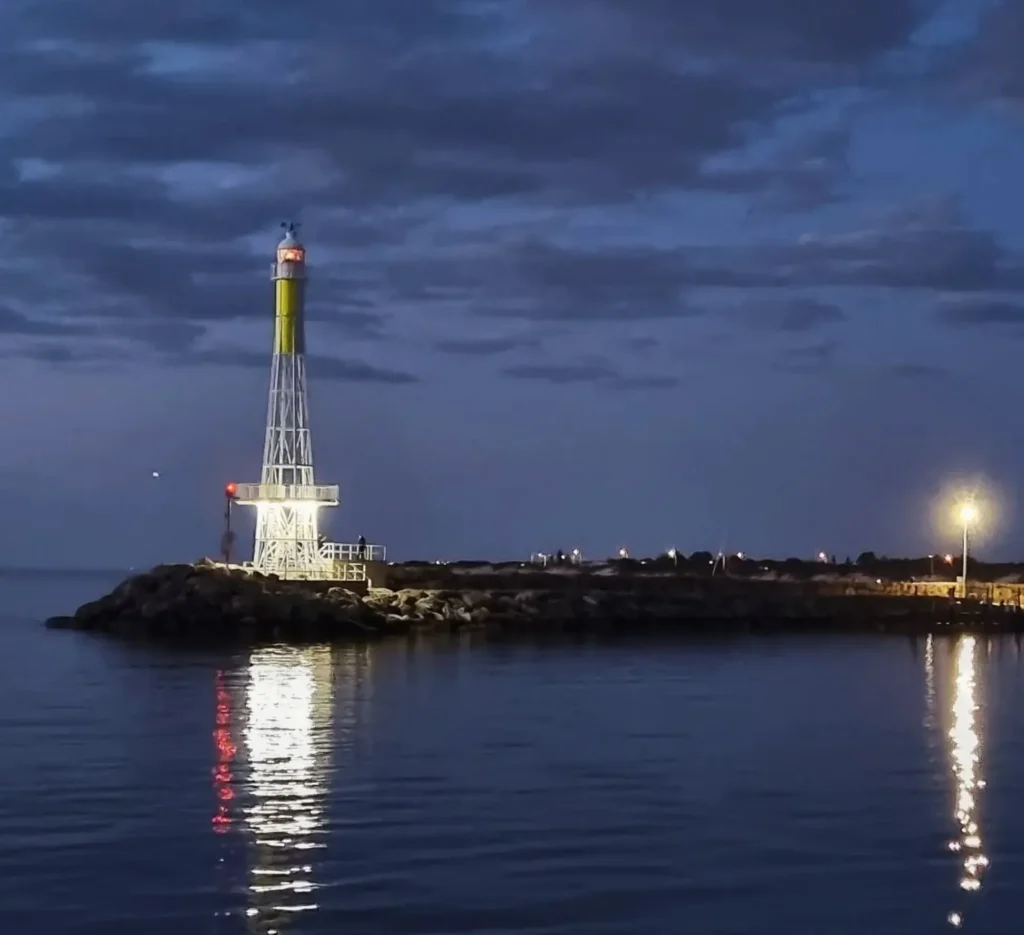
[0, 0, 973, 366]
[731, 297, 846, 332]
[502, 362, 618, 385]
[173, 348, 418, 383]
[701, 127, 853, 213]
[501, 358, 677, 389]
[373, 195, 1023, 328]
[885, 362, 947, 380]
[432, 335, 544, 356]
[0, 305, 94, 337]
[951, 0, 1024, 110]
[610, 375, 680, 390]
[485, 242, 708, 321]
[776, 340, 837, 373]
[0, 341, 130, 366]
[549, 0, 939, 66]
[934, 298, 1024, 328]
[741, 196, 1024, 291]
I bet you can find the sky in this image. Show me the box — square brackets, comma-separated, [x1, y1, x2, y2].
[2, 0, 1024, 568]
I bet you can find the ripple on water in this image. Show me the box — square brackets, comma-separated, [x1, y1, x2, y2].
[1, 610, 1020, 933]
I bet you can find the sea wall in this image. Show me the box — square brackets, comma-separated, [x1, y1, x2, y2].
[43, 561, 1024, 644]
[385, 564, 1024, 607]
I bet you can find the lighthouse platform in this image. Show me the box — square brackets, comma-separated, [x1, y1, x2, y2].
[232, 483, 339, 505]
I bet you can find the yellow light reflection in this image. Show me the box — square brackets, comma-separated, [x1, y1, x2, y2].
[242, 646, 335, 934]
[924, 635, 936, 733]
[945, 636, 989, 927]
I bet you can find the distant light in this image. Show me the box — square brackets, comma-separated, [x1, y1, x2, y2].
[818, 551, 828, 562]
[736, 551, 745, 559]
[225, 482, 237, 496]
[945, 553, 954, 563]
[151, 471, 160, 478]
[618, 547, 628, 559]
[667, 548, 677, 559]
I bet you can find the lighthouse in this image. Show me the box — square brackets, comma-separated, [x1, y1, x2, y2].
[231, 224, 382, 580]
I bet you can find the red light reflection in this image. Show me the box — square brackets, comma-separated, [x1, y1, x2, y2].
[212, 669, 237, 833]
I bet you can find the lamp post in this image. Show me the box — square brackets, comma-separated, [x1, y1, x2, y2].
[928, 553, 935, 578]
[958, 501, 978, 599]
[222, 482, 237, 565]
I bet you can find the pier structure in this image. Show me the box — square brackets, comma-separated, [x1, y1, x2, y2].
[232, 224, 384, 581]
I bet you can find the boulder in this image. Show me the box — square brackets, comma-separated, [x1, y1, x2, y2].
[42, 560, 994, 642]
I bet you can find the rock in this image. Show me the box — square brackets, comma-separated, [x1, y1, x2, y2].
[42, 559, 1004, 643]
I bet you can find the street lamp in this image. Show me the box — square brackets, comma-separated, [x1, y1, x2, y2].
[957, 500, 979, 598]
[667, 547, 678, 566]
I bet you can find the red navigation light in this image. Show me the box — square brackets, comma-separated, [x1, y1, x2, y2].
[225, 482, 237, 497]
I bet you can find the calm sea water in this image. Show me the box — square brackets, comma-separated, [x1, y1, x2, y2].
[3, 571, 1024, 933]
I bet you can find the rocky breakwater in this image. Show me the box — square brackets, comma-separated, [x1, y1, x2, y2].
[42, 560, 1007, 644]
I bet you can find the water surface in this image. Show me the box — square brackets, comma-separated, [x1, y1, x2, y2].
[2, 571, 1022, 933]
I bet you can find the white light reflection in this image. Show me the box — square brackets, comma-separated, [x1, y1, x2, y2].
[944, 636, 989, 927]
[242, 646, 335, 934]
[924, 635, 936, 734]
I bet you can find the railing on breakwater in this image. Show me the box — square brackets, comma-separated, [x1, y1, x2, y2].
[320, 542, 386, 563]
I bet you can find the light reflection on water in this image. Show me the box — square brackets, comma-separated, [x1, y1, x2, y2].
[182, 631, 1024, 934]
[213, 645, 370, 934]
[18, 573, 1024, 933]
[924, 635, 989, 929]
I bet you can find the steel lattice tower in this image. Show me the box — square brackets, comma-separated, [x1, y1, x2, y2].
[233, 225, 340, 578]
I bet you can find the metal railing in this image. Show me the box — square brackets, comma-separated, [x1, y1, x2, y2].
[329, 562, 368, 582]
[238, 559, 369, 582]
[232, 483, 340, 504]
[320, 541, 386, 562]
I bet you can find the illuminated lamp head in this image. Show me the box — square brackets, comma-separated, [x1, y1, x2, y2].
[225, 482, 237, 497]
[277, 246, 305, 263]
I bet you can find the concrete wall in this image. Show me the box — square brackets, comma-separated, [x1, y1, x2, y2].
[365, 561, 389, 590]
[881, 578, 1024, 605]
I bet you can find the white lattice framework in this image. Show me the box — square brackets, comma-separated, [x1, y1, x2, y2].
[253, 352, 334, 575]
[235, 225, 339, 579]
[233, 226, 387, 581]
